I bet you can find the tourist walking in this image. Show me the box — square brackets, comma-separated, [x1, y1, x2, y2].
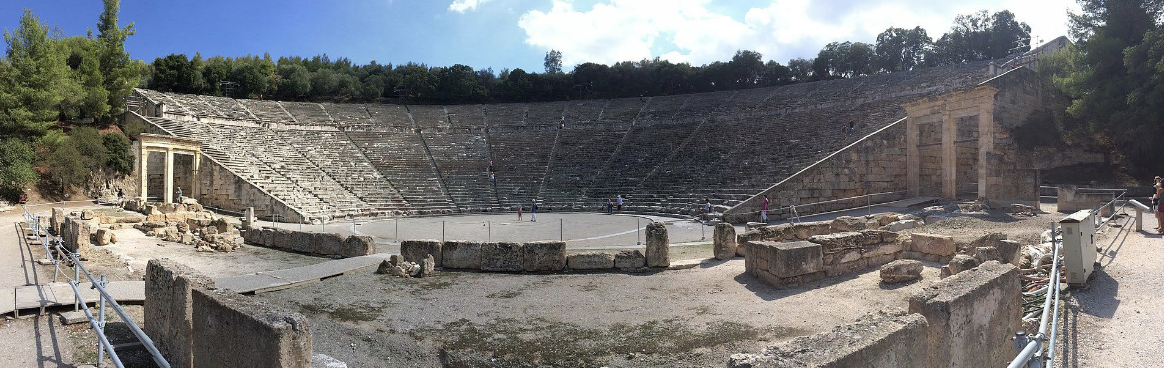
[517, 204, 523, 221]
[531, 200, 538, 222]
[606, 198, 614, 214]
[760, 194, 770, 223]
[616, 195, 624, 213]
[117, 187, 124, 205]
[703, 198, 712, 222]
[1155, 179, 1164, 233]
[176, 186, 183, 202]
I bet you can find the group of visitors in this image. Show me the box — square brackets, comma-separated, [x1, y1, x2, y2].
[516, 199, 538, 222]
[603, 195, 624, 214]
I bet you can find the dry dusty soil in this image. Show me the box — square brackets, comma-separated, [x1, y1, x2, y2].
[256, 259, 943, 368]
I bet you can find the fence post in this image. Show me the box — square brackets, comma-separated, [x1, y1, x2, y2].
[442, 220, 446, 243]
[395, 217, 399, 242]
[97, 274, 108, 367]
[560, 218, 564, 242]
[487, 221, 491, 242]
[637, 218, 641, 245]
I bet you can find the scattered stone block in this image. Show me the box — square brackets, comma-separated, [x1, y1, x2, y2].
[522, 241, 566, 272]
[940, 254, 980, 279]
[480, 243, 523, 272]
[880, 259, 923, 284]
[59, 310, 88, 325]
[401, 240, 443, 268]
[419, 255, 436, 277]
[375, 260, 393, 275]
[51, 208, 65, 235]
[313, 233, 345, 256]
[614, 250, 646, 269]
[645, 222, 669, 267]
[996, 240, 1022, 265]
[829, 216, 867, 232]
[567, 253, 615, 270]
[973, 246, 1002, 264]
[791, 221, 832, 239]
[95, 228, 114, 245]
[909, 233, 955, 256]
[713, 223, 737, 260]
[442, 241, 482, 269]
[754, 240, 824, 278]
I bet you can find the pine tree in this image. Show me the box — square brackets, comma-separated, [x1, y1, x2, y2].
[0, 10, 71, 138]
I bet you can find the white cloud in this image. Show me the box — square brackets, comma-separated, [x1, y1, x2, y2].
[449, 0, 492, 13]
[517, 0, 1080, 68]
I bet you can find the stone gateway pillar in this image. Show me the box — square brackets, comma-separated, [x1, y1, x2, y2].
[645, 222, 669, 267]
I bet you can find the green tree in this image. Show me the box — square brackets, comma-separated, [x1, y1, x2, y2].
[102, 132, 133, 175]
[544, 49, 563, 74]
[0, 10, 72, 138]
[275, 63, 311, 99]
[61, 36, 110, 121]
[95, 0, 145, 122]
[875, 26, 932, 72]
[930, 10, 1030, 65]
[149, 54, 205, 93]
[787, 58, 814, 81]
[0, 138, 37, 199]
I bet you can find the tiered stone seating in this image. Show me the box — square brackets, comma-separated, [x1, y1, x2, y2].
[273, 128, 411, 216]
[198, 95, 258, 121]
[347, 105, 456, 214]
[320, 103, 372, 127]
[145, 118, 336, 219]
[238, 99, 297, 124]
[280, 101, 335, 126]
[134, 60, 999, 219]
[420, 104, 497, 211]
[487, 103, 559, 206]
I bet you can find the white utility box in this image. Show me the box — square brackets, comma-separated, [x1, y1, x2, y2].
[1059, 210, 1096, 285]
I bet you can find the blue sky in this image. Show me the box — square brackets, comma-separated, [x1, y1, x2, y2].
[1, 0, 1080, 73]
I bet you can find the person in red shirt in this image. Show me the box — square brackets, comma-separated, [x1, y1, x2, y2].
[761, 194, 770, 223]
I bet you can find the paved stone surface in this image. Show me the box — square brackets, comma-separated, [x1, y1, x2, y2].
[215, 253, 391, 294]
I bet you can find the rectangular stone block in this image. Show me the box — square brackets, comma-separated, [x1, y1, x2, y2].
[522, 241, 566, 272]
[754, 240, 824, 278]
[480, 242, 523, 272]
[401, 240, 443, 268]
[910, 233, 955, 256]
[908, 261, 1021, 367]
[863, 241, 904, 258]
[289, 231, 315, 253]
[614, 250, 646, 269]
[146, 259, 215, 368]
[442, 241, 482, 269]
[341, 235, 375, 257]
[192, 288, 312, 368]
[823, 249, 862, 266]
[824, 258, 869, 277]
[313, 233, 345, 256]
[271, 228, 294, 250]
[567, 253, 615, 270]
[51, 207, 65, 235]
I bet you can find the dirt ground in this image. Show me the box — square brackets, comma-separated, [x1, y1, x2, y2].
[255, 258, 943, 368]
[1, 198, 1152, 367]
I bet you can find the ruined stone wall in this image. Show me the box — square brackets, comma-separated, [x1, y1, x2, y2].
[393, 239, 667, 273]
[196, 155, 308, 223]
[242, 227, 375, 258]
[145, 259, 215, 368]
[917, 122, 944, 197]
[983, 68, 1064, 203]
[146, 259, 313, 368]
[730, 260, 1021, 367]
[724, 121, 909, 223]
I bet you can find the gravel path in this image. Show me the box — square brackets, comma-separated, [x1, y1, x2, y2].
[1055, 214, 1164, 367]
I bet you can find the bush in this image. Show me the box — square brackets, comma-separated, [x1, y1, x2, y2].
[0, 139, 37, 200]
[102, 132, 133, 175]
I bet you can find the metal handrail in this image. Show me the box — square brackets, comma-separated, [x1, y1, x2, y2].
[737, 189, 911, 219]
[1008, 222, 1063, 368]
[18, 204, 171, 368]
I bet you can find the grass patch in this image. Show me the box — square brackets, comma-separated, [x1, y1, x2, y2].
[299, 300, 385, 322]
[411, 317, 790, 367]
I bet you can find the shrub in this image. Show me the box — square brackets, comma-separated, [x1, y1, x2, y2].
[48, 139, 87, 192]
[0, 139, 37, 200]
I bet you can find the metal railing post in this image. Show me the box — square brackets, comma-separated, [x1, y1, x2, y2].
[97, 275, 107, 367]
[442, 220, 445, 243]
[560, 219, 564, 241]
[637, 218, 641, 245]
[487, 221, 491, 242]
[395, 216, 399, 242]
